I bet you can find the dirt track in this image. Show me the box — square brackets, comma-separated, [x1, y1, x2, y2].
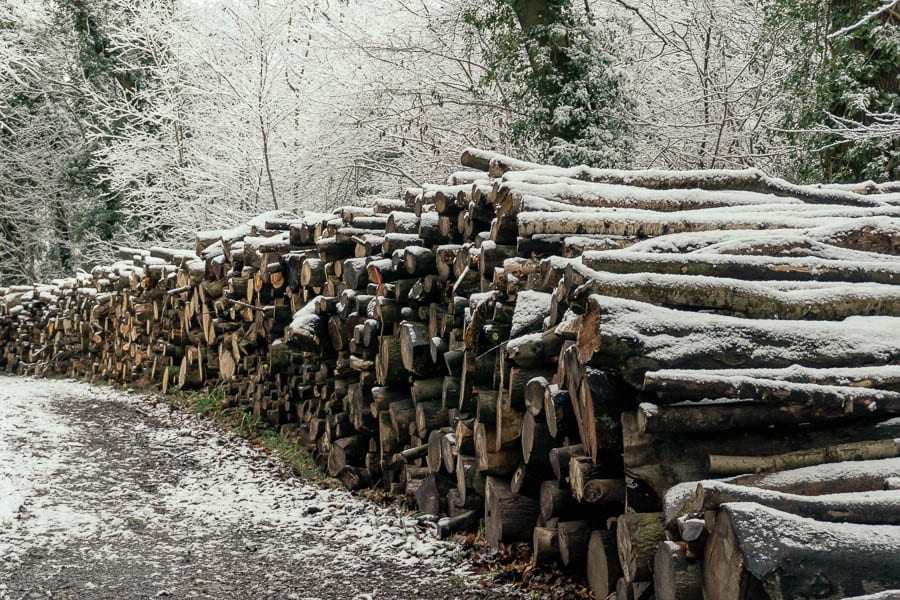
[0, 377, 491, 600]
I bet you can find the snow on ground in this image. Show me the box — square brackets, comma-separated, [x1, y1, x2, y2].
[0, 377, 490, 599]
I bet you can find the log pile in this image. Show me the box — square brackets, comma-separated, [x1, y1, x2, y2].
[2, 148, 899, 599]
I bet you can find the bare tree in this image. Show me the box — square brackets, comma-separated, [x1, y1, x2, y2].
[596, 0, 796, 172]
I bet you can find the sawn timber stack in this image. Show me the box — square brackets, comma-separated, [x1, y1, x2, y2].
[2, 148, 900, 600]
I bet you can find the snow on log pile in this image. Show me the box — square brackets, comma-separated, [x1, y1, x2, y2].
[2, 148, 900, 599]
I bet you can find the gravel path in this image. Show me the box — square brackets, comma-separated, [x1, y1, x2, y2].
[0, 377, 490, 600]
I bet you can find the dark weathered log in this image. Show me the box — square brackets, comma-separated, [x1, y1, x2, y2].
[376, 336, 405, 385]
[412, 472, 440, 515]
[550, 444, 586, 481]
[510, 461, 546, 496]
[328, 435, 368, 477]
[524, 375, 549, 416]
[404, 246, 437, 276]
[840, 592, 900, 600]
[637, 390, 900, 433]
[400, 443, 429, 464]
[506, 367, 550, 410]
[540, 480, 578, 521]
[427, 429, 446, 473]
[615, 578, 653, 600]
[415, 401, 449, 438]
[455, 454, 484, 504]
[411, 377, 444, 404]
[341, 257, 370, 289]
[505, 331, 565, 369]
[624, 411, 900, 497]
[388, 399, 415, 443]
[378, 410, 400, 464]
[337, 465, 372, 491]
[532, 526, 561, 566]
[544, 385, 576, 439]
[476, 390, 499, 425]
[641, 373, 900, 421]
[485, 476, 541, 553]
[440, 376, 460, 409]
[573, 366, 623, 461]
[557, 520, 591, 569]
[399, 321, 431, 375]
[434, 509, 480, 539]
[704, 503, 900, 600]
[494, 402, 525, 453]
[522, 411, 554, 465]
[569, 456, 626, 505]
[440, 432, 458, 473]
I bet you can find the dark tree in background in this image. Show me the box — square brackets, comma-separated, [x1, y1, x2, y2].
[51, 0, 147, 245]
[464, 0, 635, 168]
[768, 0, 899, 183]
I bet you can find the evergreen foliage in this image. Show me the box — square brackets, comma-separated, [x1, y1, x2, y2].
[768, 0, 899, 182]
[464, 0, 634, 167]
[50, 0, 135, 246]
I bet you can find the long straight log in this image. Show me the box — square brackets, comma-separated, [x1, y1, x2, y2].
[568, 263, 900, 319]
[496, 180, 808, 218]
[694, 481, 900, 525]
[644, 365, 900, 395]
[576, 295, 900, 386]
[729, 457, 900, 495]
[637, 384, 900, 431]
[499, 164, 890, 207]
[519, 204, 900, 238]
[582, 249, 900, 285]
[708, 438, 900, 475]
[615, 217, 900, 256]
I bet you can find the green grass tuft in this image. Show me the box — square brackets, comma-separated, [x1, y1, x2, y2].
[170, 384, 322, 482]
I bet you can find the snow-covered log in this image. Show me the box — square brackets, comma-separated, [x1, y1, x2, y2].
[704, 503, 900, 600]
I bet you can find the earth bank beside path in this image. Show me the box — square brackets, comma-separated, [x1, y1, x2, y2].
[0, 377, 492, 600]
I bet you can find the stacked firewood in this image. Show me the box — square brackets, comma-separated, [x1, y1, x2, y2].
[2, 148, 900, 599]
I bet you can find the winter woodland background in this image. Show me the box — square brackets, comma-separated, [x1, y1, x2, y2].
[1, 0, 897, 283]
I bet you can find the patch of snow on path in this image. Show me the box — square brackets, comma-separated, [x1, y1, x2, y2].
[0, 377, 483, 599]
[0, 379, 102, 556]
